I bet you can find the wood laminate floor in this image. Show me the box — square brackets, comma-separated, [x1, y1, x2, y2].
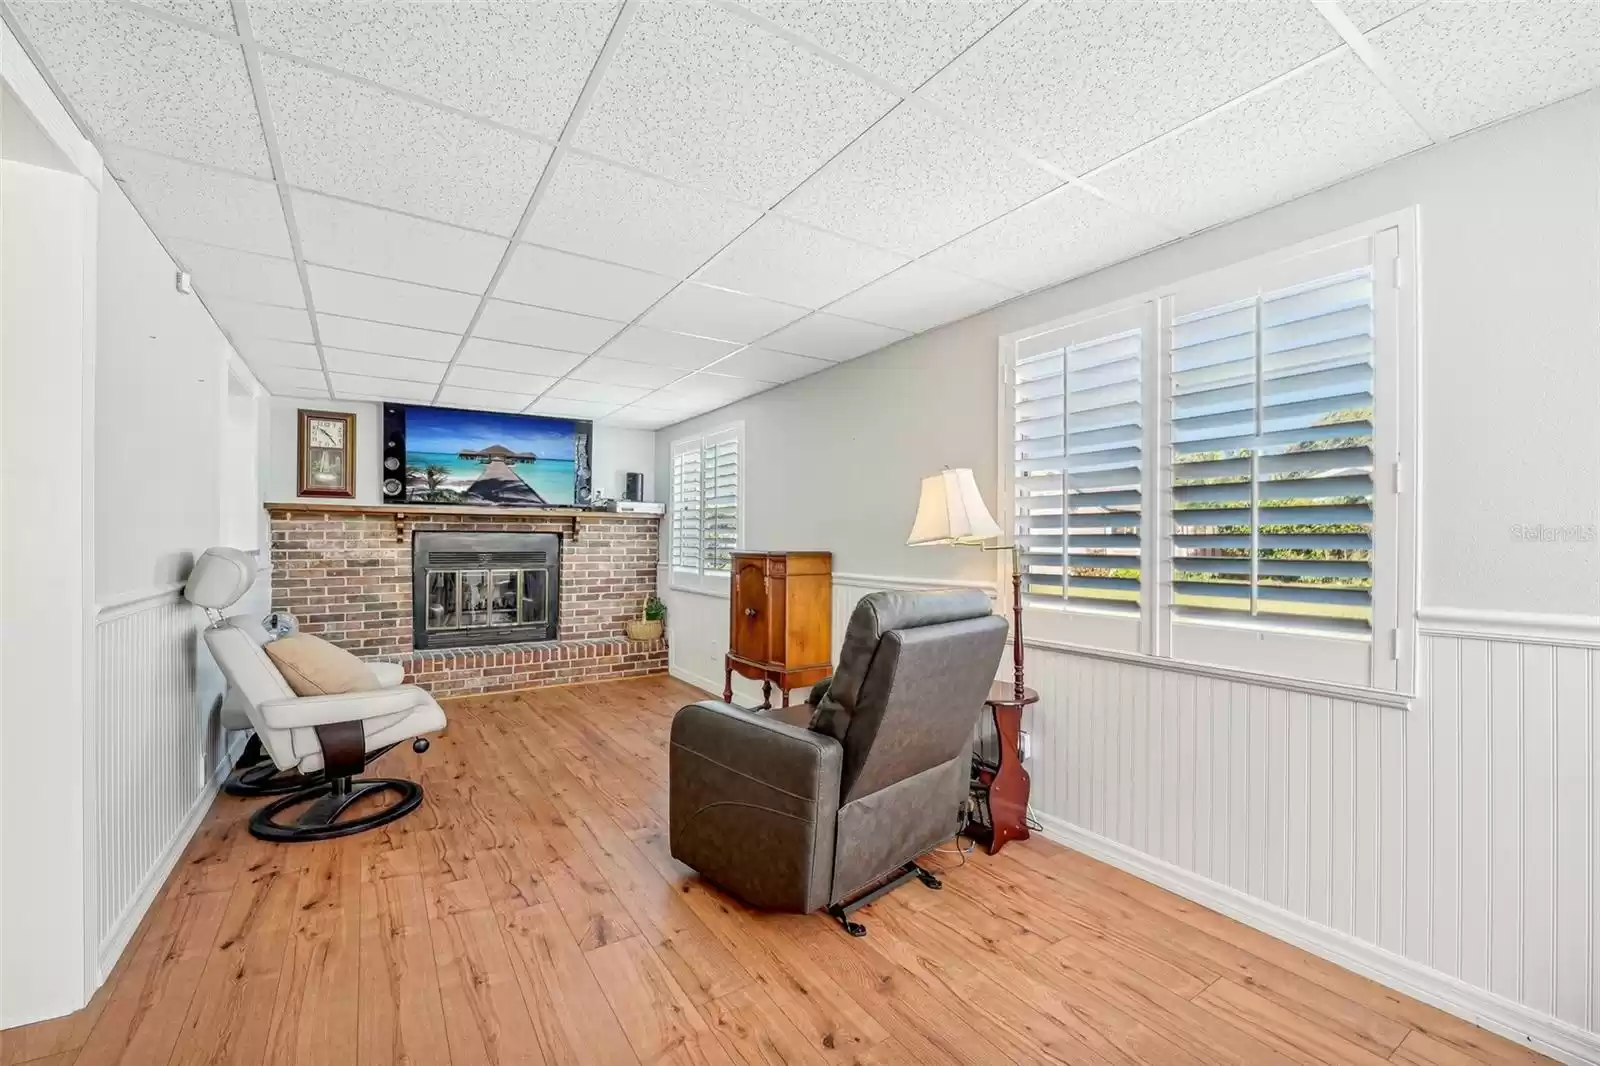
[1, 675, 1553, 1066]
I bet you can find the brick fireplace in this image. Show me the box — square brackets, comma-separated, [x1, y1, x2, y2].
[266, 502, 666, 697]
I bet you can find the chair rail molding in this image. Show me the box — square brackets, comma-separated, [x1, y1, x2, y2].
[1416, 606, 1600, 648]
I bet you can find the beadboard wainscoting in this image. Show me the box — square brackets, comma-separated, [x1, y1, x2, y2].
[1027, 617, 1600, 1064]
[88, 570, 264, 981]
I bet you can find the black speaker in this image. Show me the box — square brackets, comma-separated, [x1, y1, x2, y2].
[382, 405, 406, 503]
[623, 472, 644, 502]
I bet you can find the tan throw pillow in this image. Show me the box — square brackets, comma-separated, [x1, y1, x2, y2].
[265, 634, 380, 697]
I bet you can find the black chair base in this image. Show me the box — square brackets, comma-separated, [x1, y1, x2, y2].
[225, 735, 397, 797]
[826, 861, 943, 937]
[248, 776, 423, 842]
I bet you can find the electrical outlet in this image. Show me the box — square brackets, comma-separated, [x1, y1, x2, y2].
[1018, 729, 1031, 762]
[175, 270, 192, 295]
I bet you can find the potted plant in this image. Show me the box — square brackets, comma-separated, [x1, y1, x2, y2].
[626, 596, 666, 642]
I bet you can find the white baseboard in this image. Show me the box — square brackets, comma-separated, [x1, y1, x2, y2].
[667, 664, 766, 705]
[1033, 813, 1600, 1065]
[92, 733, 247, 982]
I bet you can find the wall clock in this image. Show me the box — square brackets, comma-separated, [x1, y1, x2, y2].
[297, 409, 357, 498]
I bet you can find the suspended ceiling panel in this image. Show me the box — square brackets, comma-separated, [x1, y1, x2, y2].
[6, 0, 1599, 430]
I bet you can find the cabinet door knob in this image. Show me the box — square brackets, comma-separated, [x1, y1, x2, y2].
[744, 607, 757, 618]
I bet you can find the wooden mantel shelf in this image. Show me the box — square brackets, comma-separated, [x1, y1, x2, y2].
[264, 500, 659, 543]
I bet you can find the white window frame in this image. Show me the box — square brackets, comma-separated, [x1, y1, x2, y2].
[998, 212, 1418, 694]
[669, 421, 744, 596]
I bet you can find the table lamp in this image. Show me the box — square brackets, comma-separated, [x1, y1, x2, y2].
[906, 468, 1026, 699]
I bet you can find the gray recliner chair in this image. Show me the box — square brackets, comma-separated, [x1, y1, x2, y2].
[669, 589, 1007, 936]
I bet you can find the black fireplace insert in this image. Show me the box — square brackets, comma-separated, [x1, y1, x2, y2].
[411, 531, 560, 650]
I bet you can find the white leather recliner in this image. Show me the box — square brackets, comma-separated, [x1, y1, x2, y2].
[186, 546, 446, 842]
[220, 612, 410, 797]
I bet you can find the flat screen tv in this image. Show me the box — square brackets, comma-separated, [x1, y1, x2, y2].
[381, 404, 592, 508]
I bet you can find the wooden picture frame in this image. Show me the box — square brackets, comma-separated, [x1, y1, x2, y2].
[297, 409, 356, 498]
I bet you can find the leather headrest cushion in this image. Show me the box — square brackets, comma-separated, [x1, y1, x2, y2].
[183, 546, 258, 610]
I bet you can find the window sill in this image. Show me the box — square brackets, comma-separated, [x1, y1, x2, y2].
[668, 576, 731, 599]
[1022, 635, 1414, 709]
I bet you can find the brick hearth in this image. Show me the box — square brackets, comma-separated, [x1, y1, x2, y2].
[266, 503, 666, 696]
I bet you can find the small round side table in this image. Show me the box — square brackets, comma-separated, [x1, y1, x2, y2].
[977, 682, 1038, 855]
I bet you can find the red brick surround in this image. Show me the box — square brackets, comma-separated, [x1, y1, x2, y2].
[266, 503, 666, 696]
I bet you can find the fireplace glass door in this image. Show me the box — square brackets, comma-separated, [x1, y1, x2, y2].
[425, 567, 553, 633]
[412, 531, 561, 649]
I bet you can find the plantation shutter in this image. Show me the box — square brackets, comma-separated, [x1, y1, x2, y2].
[1014, 319, 1143, 612]
[702, 428, 740, 573]
[670, 441, 703, 575]
[1169, 258, 1375, 632]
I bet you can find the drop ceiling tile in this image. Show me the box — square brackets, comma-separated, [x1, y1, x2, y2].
[779, 105, 1060, 257]
[824, 261, 1015, 333]
[458, 338, 587, 377]
[575, 0, 896, 205]
[254, 364, 328, 393]
[1091, 52, 1429, 235]
[598, 408, 675, 430]
[316, 314, 459, 361]
[437, 384, 540, 412]
[331, 373, 438, 402]
[210, 300, 314, 343]
[475, 300, 623, 354]
[922, 1, 1342, 173]
[105, 148, 291, 257]
[130, 0, 235, 31]
[274, 385, 333, 400]
[9, 2, 269, 173]
[525, 154, 761, 277]
[307, 265, 480, 333]
[261, 54, 553, 235]
[639, 284, 808, 344]
[544, 379, 651, 405]
[922, 184, 1170, 294]
[652, 372, 774, 406]
[707, 347, 831, 384]
[446, 364, 559, 395]
[169, 240, 304, 308]
[601, 326, 740, 370]
[694, 216, 907, 309]
[1339, 1, 1428, 32]
[249, 0, 617, 138]
[737, 0, 1019, 88]
[238, 339, 320, 368]
[760, 312, 909, 362]
[322, 348, 446, 384]
[292, 192, 507, 293]
[568, 357, 685, 389]
[1367, 2, 1600, 137]
[527, 396, 620, 420]
[498, 245, 676, 321]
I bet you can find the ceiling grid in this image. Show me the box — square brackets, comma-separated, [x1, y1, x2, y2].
[4, 0, 1596, 428]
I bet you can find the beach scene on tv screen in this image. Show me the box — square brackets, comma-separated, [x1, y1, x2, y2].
[403, 407, 578, 506]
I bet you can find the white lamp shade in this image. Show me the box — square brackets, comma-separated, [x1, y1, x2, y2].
[907, 468, 1002, 546]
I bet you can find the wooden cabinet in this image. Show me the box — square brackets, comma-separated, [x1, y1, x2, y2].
[723, 551, 832, 708]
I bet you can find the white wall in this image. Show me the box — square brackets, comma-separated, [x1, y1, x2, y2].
[0, 155, 96, 1030]
[656, 91, 1600, 1061]
[86, 176, 266, 996]
[265, 395, 658, 505]
[95, 179, 246, 600]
